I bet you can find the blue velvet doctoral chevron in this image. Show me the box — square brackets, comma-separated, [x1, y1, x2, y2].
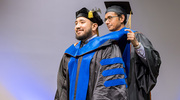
[102, 68, 127, 78]
[100, 57, 125, 67]
[104, 79, 127, 88]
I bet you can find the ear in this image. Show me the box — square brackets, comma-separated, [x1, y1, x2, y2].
[92, 23, 98, 31]
[120, 14, 125, 24]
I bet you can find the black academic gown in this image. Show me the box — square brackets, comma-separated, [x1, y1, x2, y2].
[128, 32, 161, 100]
[54, 37, 128, 100]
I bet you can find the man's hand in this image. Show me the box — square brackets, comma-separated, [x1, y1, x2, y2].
[125, 29, 139, 47]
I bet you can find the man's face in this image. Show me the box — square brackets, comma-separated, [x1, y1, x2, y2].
[75, 17, 93, 41]
[105, 12, 123, 32]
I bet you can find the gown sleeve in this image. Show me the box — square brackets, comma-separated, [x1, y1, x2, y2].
[134, 33, 161, 93]
[54, 55, 70, 100]
[135, 43, 146, 60]
[92, 42, 128, 100]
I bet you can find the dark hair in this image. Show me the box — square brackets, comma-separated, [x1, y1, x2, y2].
[105, 5, 127, 25]
[117, 13, 127, 25]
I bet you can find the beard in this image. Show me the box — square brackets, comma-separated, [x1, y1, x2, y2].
[76, 29, 92, 41]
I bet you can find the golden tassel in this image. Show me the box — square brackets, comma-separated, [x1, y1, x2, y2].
[97, 30, 99, 36]
[88, 11, 93, 19]
[126, 11, 132, 29]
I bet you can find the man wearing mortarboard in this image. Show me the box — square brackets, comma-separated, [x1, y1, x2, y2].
[103, 1, 161, 100]
[54, 7, 128, 100]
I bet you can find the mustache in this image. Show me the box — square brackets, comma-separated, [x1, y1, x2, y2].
[76, 28, 84, 32]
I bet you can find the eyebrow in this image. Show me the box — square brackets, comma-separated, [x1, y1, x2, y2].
[75, 19, 86, 23]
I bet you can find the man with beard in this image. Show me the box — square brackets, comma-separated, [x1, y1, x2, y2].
[54, 7, 129, 100]
[103, 1, 161, 100]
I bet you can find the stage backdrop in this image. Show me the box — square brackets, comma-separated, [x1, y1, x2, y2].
[0, 0, 180, 100]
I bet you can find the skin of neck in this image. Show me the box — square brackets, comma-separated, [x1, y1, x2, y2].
[117, 24, 125, 31]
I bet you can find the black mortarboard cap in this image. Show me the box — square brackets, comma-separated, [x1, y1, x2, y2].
[76, 7, 103, 26]
[104, 1, 133, 15]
